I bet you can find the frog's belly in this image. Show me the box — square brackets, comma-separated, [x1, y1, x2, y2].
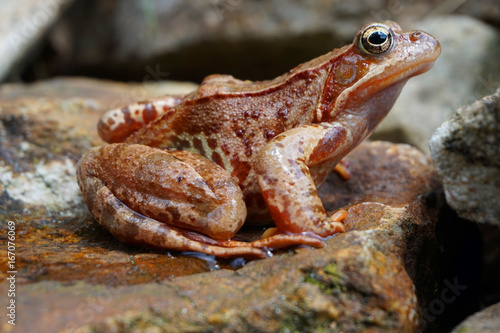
[241, 180, 273, 224]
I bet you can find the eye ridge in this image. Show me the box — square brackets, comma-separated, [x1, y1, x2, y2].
[359, 24, 394, 55]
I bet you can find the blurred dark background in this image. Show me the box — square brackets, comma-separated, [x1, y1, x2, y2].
[2, 0, 499, 84]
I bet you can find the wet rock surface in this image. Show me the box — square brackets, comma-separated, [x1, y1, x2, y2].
[0, 78, 208, 286]
[0, 78, 476, 332]
[429, 88, 500, 226]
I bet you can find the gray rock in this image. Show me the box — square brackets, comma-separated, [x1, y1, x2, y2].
[452, 302, 500, 333]
[429, 88, 500, 225]
[373, 15, 500, 153]
[0, 0, 74, 81]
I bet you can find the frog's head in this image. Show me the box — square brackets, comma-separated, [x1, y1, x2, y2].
[323, 21, 440, 135]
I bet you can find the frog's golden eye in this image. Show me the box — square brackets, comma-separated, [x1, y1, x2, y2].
[358, 25, 393, 55]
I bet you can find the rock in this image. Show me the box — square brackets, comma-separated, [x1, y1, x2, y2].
[429, 88, 500, 225]
[0, 0, 74, 81]
[0, 77, 197, 217]
[0, 78, 466, 332]
[0, 78, 219, 286]
[373, 15, 500, 153]
[451, 302, 500, 333]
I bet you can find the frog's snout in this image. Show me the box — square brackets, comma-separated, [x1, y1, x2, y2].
[409, 30, 441, 63]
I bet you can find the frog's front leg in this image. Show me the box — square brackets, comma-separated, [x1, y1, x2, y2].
[255, 123, 351, 238]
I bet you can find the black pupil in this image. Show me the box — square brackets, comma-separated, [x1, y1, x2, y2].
[368, 31, 387, 45]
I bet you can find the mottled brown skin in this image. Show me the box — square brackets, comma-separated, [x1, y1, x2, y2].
[77, 22, 440, 258]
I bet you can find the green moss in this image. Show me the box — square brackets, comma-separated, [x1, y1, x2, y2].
[304, 272, 323, 287]
[303, 263, 347, 294]
[279, 313, 330, 333]
[324, 264, 339, 279]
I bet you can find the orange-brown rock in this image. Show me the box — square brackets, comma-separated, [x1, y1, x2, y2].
[0, 78, 454, 332]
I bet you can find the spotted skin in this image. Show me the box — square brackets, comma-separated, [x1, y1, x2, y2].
[98, 96, 183, 143]
[77, 22, 440, 258]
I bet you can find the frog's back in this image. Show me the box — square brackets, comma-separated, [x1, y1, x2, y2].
[126, 46, 344, 193]
[193, 48, 344, 97]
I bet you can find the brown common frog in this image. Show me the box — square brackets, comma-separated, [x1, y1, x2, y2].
[77, 22, 440, 258]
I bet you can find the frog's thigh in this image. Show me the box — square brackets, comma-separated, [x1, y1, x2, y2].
[77, 144, 246, 241]
[92, 182, 266, 258]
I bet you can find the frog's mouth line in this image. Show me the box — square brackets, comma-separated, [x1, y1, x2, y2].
[381, 60, 436, 88]
[333, 60, 434, 114]
[365, 35, 442, 96]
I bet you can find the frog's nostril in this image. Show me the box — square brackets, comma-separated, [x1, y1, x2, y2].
[410, 31, 423, 41]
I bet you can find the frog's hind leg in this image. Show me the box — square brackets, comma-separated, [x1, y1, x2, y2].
[182, 228, 326, 250]
[98, 95, 184, 143]
[206, 211, 347, 251]
[93, 183, 268, 259]
[241, 210, 347, 250]
[77, 143, 268, 258]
